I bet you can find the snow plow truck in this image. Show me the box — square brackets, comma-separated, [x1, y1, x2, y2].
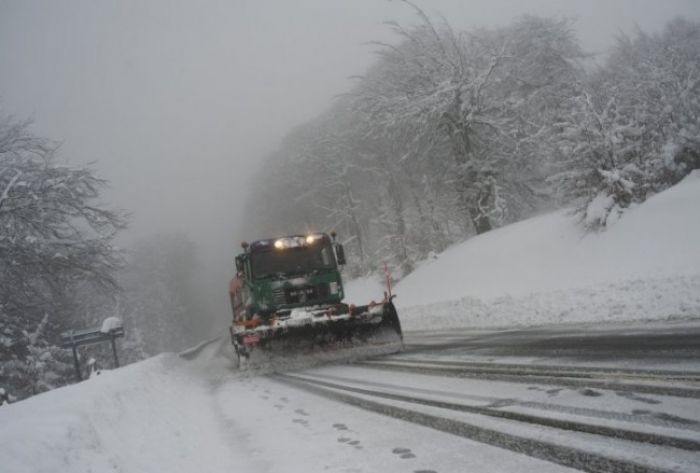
[229, 232, 403, 366]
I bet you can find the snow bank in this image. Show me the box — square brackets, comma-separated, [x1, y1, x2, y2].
[394, 172, 700, 329]
[100, 316, 123, 333]
[400, 275, 700, 330]
[0, 355, 252, 473]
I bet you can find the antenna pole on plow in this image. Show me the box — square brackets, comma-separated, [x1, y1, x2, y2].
[384, 261, 392, 299]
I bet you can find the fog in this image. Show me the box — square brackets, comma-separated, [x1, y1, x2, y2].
[1, 0, 698, 333]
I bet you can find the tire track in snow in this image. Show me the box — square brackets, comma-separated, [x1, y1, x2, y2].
[276, 373, 700, 451]
[374, 358, 700, 383]
[301, 371, 700, 433]
[272, 374, 681, 473]
[360, 360, 700, 399]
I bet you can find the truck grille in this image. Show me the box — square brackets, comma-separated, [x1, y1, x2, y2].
[272, 284, 330, 306]
[272, 288, 287, 305]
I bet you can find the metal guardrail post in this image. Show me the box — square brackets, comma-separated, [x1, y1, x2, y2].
[110, 334, 120, 368]
[69, 330, 82, 381]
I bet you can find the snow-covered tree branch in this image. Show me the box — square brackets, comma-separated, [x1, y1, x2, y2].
[0, 114, 127, 399]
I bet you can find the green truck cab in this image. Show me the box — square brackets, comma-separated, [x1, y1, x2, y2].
[230, 233, 347, 322]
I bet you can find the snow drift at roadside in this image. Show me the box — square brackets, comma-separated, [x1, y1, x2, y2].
[0, 355, 253, 473]
[347, 171, 700, 329]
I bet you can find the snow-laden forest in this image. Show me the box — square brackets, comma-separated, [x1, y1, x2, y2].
[247, 12, 700, 279]
[0, 124, 204, 401]
[2, 10, 699, 404]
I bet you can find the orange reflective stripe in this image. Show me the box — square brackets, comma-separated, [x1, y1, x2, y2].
[234, 319, 261, 329]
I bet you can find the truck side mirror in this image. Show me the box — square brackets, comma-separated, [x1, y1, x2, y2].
[335, 244, 346, 266]
[235, 256, 243, 272]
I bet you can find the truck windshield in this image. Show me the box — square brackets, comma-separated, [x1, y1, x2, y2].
[251, 245, 336, 279]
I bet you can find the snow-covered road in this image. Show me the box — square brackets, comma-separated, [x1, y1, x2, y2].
[3, 321, 700, 473]
[250, 322, 700, 473]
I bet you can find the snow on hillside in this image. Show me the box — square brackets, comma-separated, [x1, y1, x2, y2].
[346, 171, 700, 330]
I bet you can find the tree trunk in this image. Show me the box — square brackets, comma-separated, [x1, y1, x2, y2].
[343, 181, 365, 263]
[469, 187, 493, 235]
[469, 206, 492, 234]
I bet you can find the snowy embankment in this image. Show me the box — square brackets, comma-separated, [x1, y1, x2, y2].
[0, 350, 256, 473]
[346, 171, 700, 330]
[3, 339, 578, 473]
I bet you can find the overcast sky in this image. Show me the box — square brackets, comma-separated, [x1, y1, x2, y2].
[1, 0, 699, 322]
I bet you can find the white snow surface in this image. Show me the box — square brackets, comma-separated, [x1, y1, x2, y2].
[0, 340, 579, 473]
[100, 316, 123, 333]
[343, 274, 388, 304]
[385, 171, 700, 329]
[0, 354, 257, 473]
[0, 341, 577, 473]
[4, 336, 695, 473]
